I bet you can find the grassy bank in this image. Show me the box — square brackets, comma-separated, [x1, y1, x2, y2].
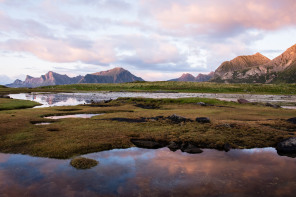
[0, 98, 41, 110]
[1, 82, 296, 95]
[0, 97, 295, 158]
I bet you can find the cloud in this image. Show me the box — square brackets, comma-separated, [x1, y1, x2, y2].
[0, 75, 14, 85]
[141, 0, 296, 36]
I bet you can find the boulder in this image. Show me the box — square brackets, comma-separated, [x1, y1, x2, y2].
[265, 103, 281, 109]
[287, 118, 296, 124]
[196, 117, 211, 123]
[197, 102, 207, 106]
[130, 139, 167, 149]
[276, 137, 296, 154]
[167, 141, 181, 151]
[237, 99, 250, 104]
[181, 142, 203, 154]
[167, 114, 191, 123]
[223, 143, 231, 152]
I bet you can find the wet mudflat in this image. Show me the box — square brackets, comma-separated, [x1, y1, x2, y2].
[0, 147, 295, 197]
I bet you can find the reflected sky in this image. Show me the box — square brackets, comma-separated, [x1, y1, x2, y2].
[0, 147, 296, 197]
[9, 92, 296, 108]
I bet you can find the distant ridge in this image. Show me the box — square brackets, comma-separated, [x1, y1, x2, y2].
[6, 67, 144, 88]
[6, 71, 83, 88]
[169, 72, 214, 82]
[79, 67, 144, 84]
[212, 44, 296, 83]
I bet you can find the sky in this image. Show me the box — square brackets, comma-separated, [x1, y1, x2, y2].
[1, 0, 296, 84]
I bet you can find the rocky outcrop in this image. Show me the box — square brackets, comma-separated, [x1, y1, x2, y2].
[212, 44, 296, 83]
[130, 139, 168, 149]
[79, 67, 144, 84]
[169, 72, 214, 82]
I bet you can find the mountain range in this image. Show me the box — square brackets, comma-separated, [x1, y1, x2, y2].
[6, 67, 144, 88]
[212, 44, 296, 83]
[5, 44, 296, 87]
[169, 72, 214, 82]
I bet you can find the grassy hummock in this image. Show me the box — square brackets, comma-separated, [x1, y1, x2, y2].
[70, 157, 98, 169]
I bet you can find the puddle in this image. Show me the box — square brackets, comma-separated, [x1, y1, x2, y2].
[9, 92, 296, 108]
[45, 114, 102, 119]
[282, 106, 296, 110]
[34, 122, 52, 125]
[0, 147, 296, 196]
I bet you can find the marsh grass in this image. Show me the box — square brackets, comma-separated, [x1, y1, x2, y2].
[0, 97, 295, 158]
[0, 98, 41, 110]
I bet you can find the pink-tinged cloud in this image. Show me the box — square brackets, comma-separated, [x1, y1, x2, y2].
[141, 0, 296, 34]
[2, 38, 116, 65]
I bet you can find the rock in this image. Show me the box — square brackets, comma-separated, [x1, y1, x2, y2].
[276, 137, 296, 154]
[0, 95, 10, 98]
[167, 141, 181, 151]
[131, 139, 167, 149]
[197, 102, 207, 106]
[181, 142, 203, 154]
[265, 103, 281, 108]
[167, 114, 191, 123]
[237, 99, 250, 104]
[287, 118, 296, 124]
[196, 117, 211, 123]
[223, 143, 231, 152]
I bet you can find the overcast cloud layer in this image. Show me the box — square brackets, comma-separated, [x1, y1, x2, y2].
[1, 0, 296, 83]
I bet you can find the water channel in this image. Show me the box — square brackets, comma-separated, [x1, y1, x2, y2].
[9, 92, 296, 108]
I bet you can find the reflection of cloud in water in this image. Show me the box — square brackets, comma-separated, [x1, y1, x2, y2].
[1, 148, 296, 196]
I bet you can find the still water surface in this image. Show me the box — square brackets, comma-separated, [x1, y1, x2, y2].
[9, 92, 296, 108]
[0, 147, 295, 197]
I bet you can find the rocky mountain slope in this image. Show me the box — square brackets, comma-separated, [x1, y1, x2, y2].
[212, 44, 296, 83]
[7, 67, 144, 88]
[6, 71, 83, 88]
[169, 72, 214, 82]
[79, 67, 144, 84]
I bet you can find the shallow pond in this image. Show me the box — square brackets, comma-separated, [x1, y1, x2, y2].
[44, 114, 102, 119]
[9, 92, 296, 108]
[0, 147, 295, 197]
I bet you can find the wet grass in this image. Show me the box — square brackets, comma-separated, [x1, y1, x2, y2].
[0, 97, 295, 159]
[0, 98, 41, 110]
[1, 82, 296, 95]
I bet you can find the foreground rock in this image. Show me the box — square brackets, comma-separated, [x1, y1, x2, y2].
[276, 137, 296, 157]
[167, 114, 192, 123]
[237, 99, 250, 104]
[181, 142, 203, 154]
[287, 117, 296, 124]
[131, 139, 168, 149]
[196, 117, 211, 123]
[265, 103, 281, 109]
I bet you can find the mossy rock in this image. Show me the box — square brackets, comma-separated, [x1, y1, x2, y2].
[70, 157, 98, 169]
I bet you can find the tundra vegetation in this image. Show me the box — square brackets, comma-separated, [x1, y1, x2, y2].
[0, 95, 295, 159]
